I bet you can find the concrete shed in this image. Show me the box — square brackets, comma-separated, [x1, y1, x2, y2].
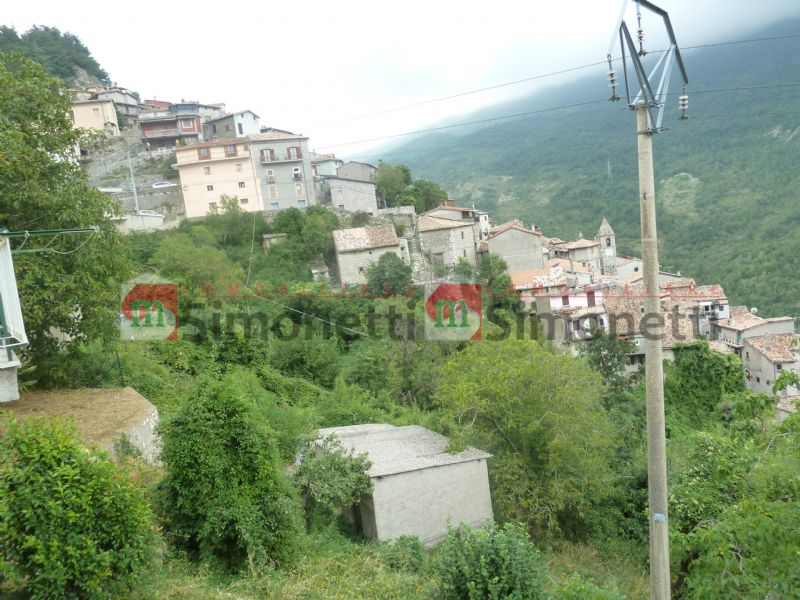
[317, 423, 493, 546]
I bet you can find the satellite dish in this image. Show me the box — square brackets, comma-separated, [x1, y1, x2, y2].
[750, 307, 758, 315]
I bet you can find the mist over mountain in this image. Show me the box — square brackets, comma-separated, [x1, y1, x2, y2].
[380, 17, 800, 319]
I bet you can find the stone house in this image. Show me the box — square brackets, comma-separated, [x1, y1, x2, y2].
[711, 308, 795, 357]
[333, 224, 405, 286]
[551, 238, 602, 276]
[316, 424, 493, 547]
[417, 215, 478, 269]
[424, 205, 491, 239]
[71, 99, 119, 136]
[743, 334, 799, 395]
[481, 219, 543, 272]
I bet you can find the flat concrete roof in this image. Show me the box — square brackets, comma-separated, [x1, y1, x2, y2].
[0, 387, 156, 448]
[317, 423, 490, 478]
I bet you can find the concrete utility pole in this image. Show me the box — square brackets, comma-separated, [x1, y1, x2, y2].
[607, 3, 688, 597]
[636, 100, 669, 600]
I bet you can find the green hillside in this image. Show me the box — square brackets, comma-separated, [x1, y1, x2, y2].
[0, 25, 109, 84]
[386, 18, 800, 319]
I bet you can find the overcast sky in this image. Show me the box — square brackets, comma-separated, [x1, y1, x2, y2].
[5, 1, 799, 157]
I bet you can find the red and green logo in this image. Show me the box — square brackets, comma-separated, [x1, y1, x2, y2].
[424, 283, 482, 340]
[120, 278, 178, 341]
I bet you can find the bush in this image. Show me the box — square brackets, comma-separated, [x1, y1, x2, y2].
[157, 374, 303, 570]
[0, 417, 153, 599]
[295, 434, 372, 525]
[437, 523, 547, 599]
[382, 535, 425, 572]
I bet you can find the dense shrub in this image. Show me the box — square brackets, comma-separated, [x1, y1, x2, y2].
[437, 523, 547, 600]
[295, 435, 372, 525]
[382, 536, 425, 572]
[0, 417, 153, 599]
[157, 374, 303, 570]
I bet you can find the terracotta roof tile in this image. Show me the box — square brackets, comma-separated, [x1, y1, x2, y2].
[487, 219, 540, 238]
[746, 334, 799, 363]
[418, 215, 473, 232]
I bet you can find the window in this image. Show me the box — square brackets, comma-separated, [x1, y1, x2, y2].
[207, 185, 214, 191]
[198, 147, 211, 160]
[203, 166, 211, 175]
[358, 266, 365, 273]
[179, 118, 194, 129]
[295, 182, 304, 196]
[756, 377, 761, 383]
[606, 237, 611, 247]
[573, 320, 581, 331]
[461, 231, 465, 239]
[238, 181, 246, 188]
[237, 123, 243, 135]
[224, 124, 231, 132]
[297, 199, 306, 207]
[212, 124, 217, 134]
[767, 380, 771, 386]
[463, 249, 467, 257]
[777, 364, 783, 371]
[270, 202, 279, 210]
[225, 144, 237, 157]
[261, 149, 275, 162]
[599, 317, 604, 328]
[209, 202, 217, 211]
[287, 146, 301, 159]
[235, 163, 243, 172]
[561, 295, 569, 306]
[268, 185, 277, 199]
[92, 107, 100, 117]
[587, 291, 596, 307]
[634, 266, 639, 272]
[293, 167, 302, 181]
[266, 169, 275, 183]
[240, 198, 248, 205]
[746, 351, 749, 359]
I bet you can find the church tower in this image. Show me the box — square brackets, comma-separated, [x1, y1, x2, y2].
[596, 217, 617, 275]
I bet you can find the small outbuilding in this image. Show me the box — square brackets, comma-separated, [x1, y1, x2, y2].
[317, 423, 493, 547]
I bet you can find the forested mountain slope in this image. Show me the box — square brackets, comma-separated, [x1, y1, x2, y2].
[388, 17, 800, 318]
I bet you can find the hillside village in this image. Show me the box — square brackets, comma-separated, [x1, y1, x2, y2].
[2, 19, 800, 600]
[63, 84, 800, 421]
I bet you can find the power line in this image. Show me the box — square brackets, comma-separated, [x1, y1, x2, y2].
[312, 32, 800, 128]
[318, 82, 800, 151]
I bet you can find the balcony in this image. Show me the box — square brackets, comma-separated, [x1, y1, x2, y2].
[259, 150, 302, 164]
[143, 128, 180, 138]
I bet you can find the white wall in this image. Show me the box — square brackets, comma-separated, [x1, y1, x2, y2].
[370, 459, 493, 546]
[337, 246, 402, 286]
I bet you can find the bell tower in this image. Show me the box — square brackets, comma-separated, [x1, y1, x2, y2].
[596, 217, 616, 275]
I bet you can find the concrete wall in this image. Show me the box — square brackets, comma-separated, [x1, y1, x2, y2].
[569, 244, 601, 275]
[176, 141, 262, 217]
[250, 138, 314, 210]
[328, 178, 379, 215]
[0, 353, 21, 403]
[420, 225, 478, 269]
[337, 161, 376, 182]
[337, 246, 402, 286]
[314, 159, 341, 177]
[106, 407, 161, 464]
[204, 112, 260, 139]
[487, 228, 543, 272]
[72, 100, 119, 135]
[714, 319, 795, 347]
[368, 459, 493, 546]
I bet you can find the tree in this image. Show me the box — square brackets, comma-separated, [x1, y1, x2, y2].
[435, 340, 614, 536]
[350, 211, 372, 227]
[150, 232, 244, 290]
[406, 178, 448, 213]
[295, 435, 372, 526]
[157, 372, 303, 570]
[0, 416, 153, 599]
[0, 53, 131, 371]
[478, 252, 515, 311]
[578, 329, 635, 393]
[271, 207, 306, 236]
[375, 161, 412, 207]
[365, 252, 412, 296]
[301, 205, 340, 258]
